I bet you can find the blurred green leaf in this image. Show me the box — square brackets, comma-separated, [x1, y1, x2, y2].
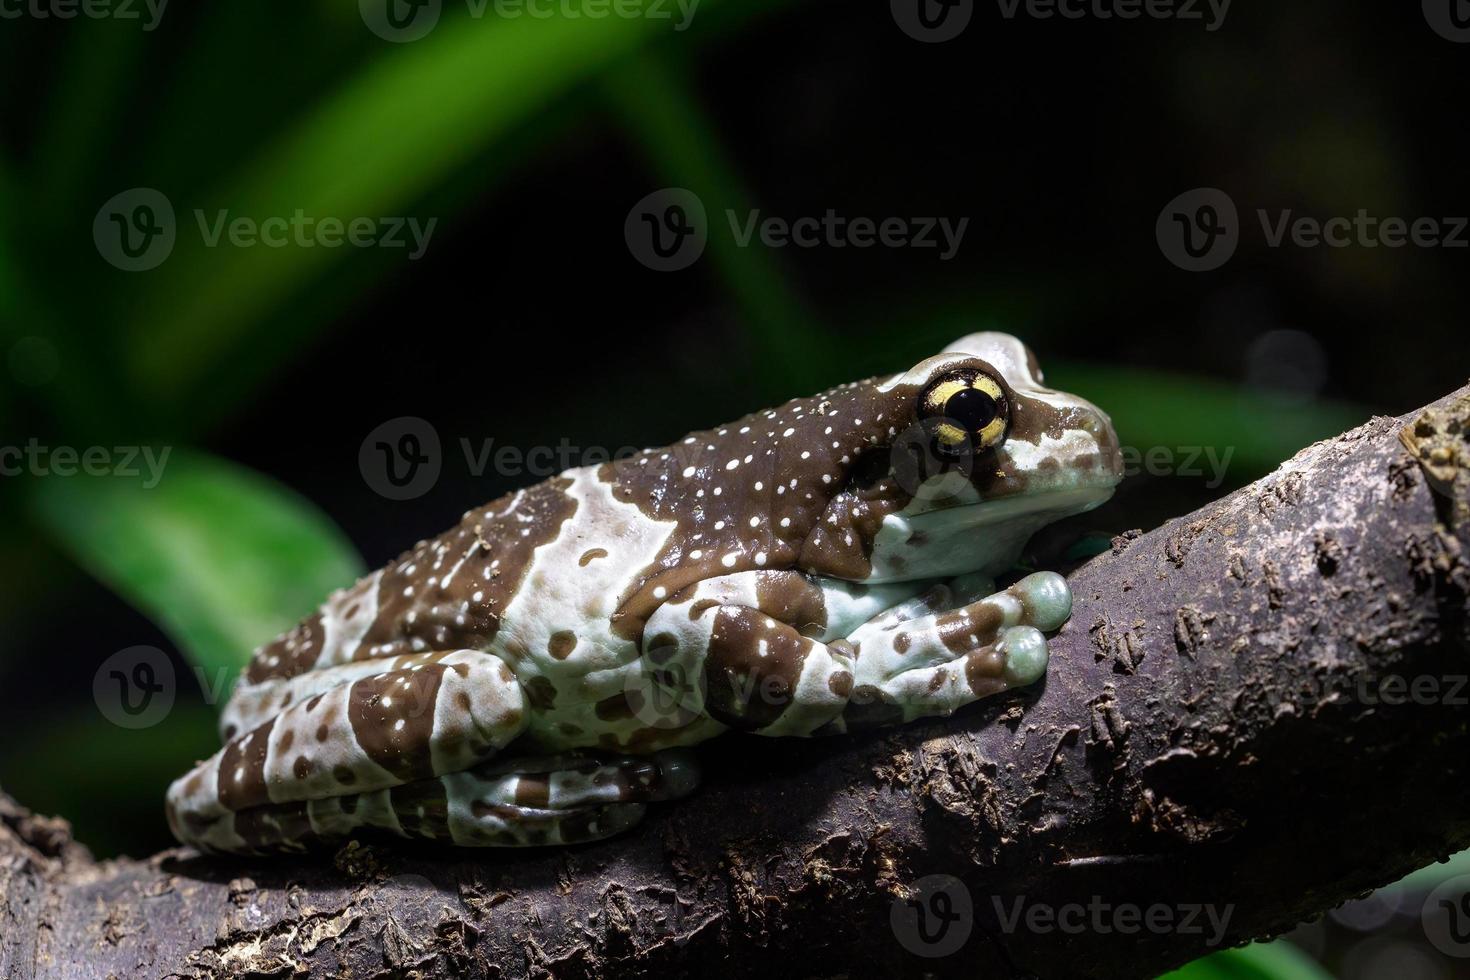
[604, 50, 822, 393]
[31, 451, 363, 678]
[1161, 941, 1332, 980]
[127, 2, 720, 405]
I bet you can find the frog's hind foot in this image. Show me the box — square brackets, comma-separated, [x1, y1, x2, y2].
[441, 749, 701, 846]
[175, 749, 699, 853]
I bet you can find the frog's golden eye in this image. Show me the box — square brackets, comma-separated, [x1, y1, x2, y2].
[919, 370, 1010, 455]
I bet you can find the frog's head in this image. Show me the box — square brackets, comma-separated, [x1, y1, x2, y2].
[796, 332, 1123, 584]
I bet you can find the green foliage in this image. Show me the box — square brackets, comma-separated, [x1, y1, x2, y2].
[1160, 942, 1332, 980]
[32, 451, 363, 677]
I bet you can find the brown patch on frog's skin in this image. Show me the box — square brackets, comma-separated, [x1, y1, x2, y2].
[593, 693, 638, 723]
[703, 606, 810, 730]
[217, 716, 276, 811]
[935, 603, 1006, 656]
[754, 571, 829, 636]
[828, 670, 854, 698]
[246, 613, 325, 684]
[598, 377, 927, 642]
[523, 676, 558, 710]
[965, 647, 1007, 693]
[513, 775, 552, 808]
[547, 631, 578, 660]
[579, 548, 608, 566]
[347, 665, 446, 782]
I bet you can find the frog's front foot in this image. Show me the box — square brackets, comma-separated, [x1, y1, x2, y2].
[841, 571, 1070, 728]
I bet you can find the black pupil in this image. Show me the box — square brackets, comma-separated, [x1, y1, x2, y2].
[946, 387, 998, 432]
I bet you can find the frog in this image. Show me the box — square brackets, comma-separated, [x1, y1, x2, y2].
[165, 332, 1123, 854]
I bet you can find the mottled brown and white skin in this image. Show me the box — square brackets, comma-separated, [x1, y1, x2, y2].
[166, 332, 1123, 853]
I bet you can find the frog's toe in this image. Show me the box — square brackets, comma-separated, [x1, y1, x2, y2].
[998, 625, 1049, 687]
[1008, 571, 1072, 633]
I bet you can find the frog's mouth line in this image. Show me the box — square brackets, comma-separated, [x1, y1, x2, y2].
[904, 484, 1116, 532]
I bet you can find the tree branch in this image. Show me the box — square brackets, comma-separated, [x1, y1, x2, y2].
[4, 386, 1468, 979]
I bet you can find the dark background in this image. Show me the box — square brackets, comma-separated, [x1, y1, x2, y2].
[0, 2, 1465, 976]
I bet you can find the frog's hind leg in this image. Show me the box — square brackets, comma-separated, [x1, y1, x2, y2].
[167, 649, 527, 853]
[181, 750, 699, 853]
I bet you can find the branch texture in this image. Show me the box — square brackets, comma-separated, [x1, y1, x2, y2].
[4, 386, 1469, 979]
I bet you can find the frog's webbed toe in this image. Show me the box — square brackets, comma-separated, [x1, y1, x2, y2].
[840, 571, 1070, 728]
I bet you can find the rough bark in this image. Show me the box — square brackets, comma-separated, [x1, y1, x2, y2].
[3, 386, 1469, 980]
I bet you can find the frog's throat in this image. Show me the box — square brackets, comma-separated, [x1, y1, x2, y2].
[863, 485, 1115, 583]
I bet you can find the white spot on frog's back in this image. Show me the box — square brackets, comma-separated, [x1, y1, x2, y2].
[497, 465, 677, 680]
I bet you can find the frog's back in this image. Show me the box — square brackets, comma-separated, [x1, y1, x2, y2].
[241, 474, 584, 687]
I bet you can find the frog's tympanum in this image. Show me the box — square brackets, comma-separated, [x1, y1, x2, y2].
[167, 333, 1122, 853]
